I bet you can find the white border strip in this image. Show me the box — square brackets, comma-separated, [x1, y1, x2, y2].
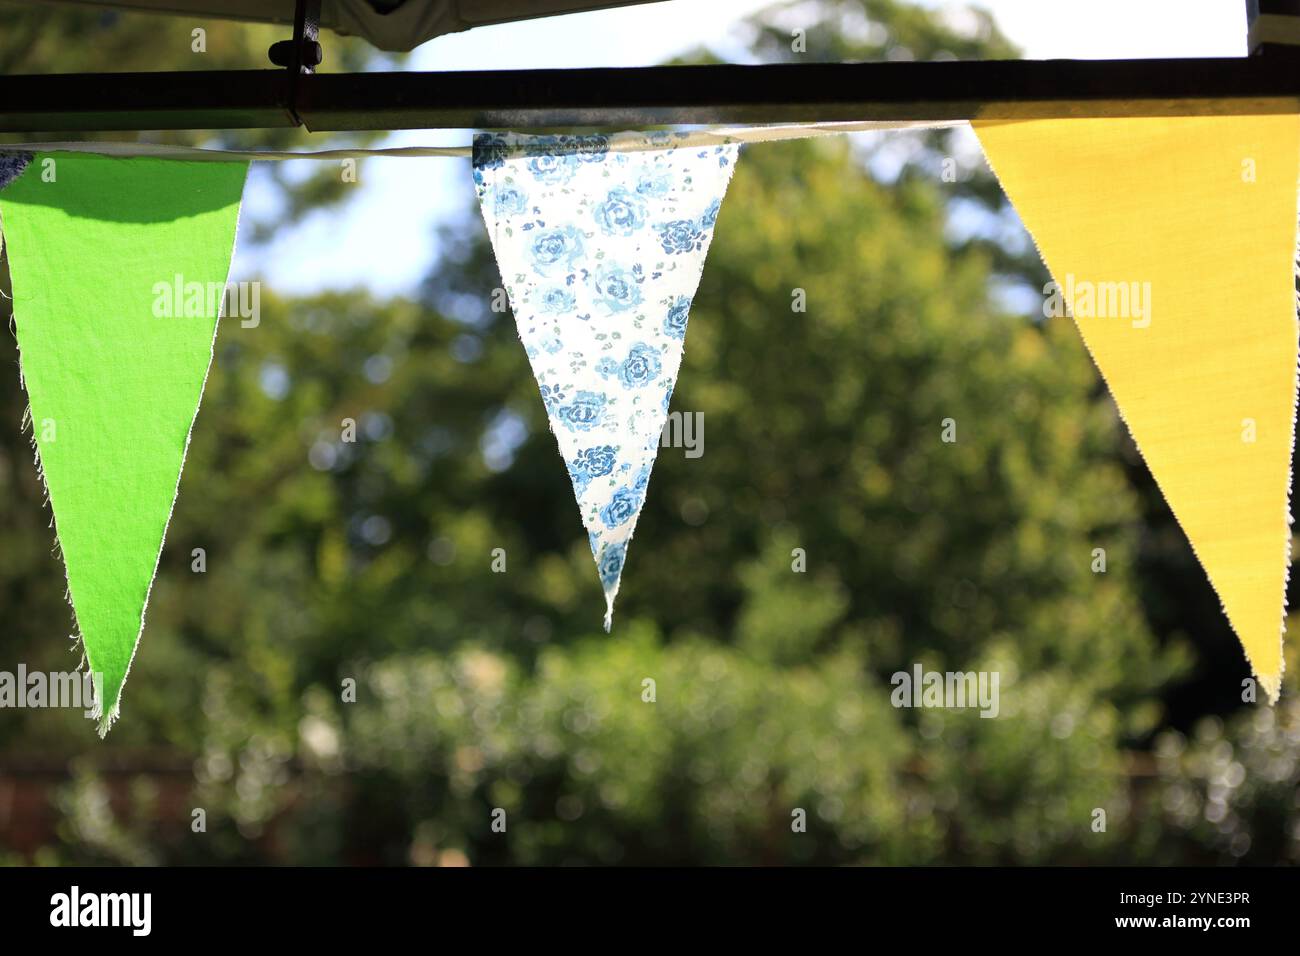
[1, 121, 967, 162]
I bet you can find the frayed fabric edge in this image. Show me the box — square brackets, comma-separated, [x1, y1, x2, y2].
[2, 158, 249, 736]
[974, 121, 1294, 704]
[93, 161, 250, 736]
[474, 137, 739, 636]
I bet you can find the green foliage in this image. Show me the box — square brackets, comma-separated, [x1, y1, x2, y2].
[0, 0, 1296, 866]
[340, 630, 910, 864]
[1142, 698, 1300, 864]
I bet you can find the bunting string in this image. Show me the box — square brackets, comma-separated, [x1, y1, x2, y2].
[0, 119, 963, 163]
[1, 113, 1297, 731]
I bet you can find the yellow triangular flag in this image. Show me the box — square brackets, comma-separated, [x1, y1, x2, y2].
[975, 115, 1300, 701]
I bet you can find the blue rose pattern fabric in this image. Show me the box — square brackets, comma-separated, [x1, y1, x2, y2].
[0, 151, 31, 193]
[474, 131, 739, 629]
[0, 153, 33, 257]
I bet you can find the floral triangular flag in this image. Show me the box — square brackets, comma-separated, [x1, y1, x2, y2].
[474, 132, 738, 629]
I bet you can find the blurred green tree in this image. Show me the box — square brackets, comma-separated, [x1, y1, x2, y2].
[0, 0, 1296, 866]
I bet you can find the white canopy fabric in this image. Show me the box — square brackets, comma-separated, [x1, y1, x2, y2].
[33, 0, 667, 51]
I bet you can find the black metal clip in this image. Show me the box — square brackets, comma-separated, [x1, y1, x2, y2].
[268, 0, 323, 127]
[269, 0, 324, 73]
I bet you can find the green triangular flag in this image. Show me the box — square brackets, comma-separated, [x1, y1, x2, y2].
[0, 153, 247, 734]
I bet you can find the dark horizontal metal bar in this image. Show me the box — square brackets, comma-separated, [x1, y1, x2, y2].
[3, 56, 1300, 134]
[0, 70, 297, 133]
